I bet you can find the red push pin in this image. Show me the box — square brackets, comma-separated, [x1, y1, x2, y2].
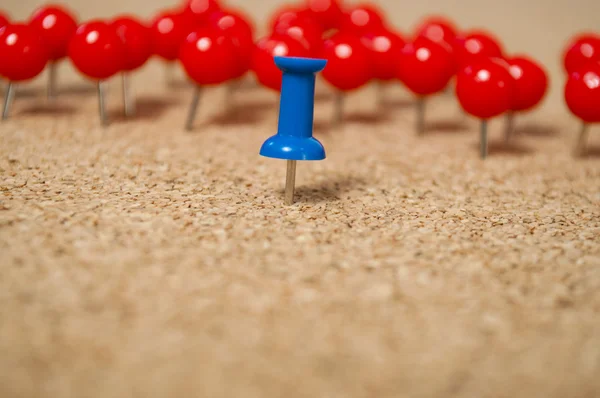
[340, 3, 386, 34]
[179, 27, 239, 130]
[209, 9, 255, 105]
[415, 16, 458, 47]
[564, 62, 600, 156]
[563, 33, 600, 75]
[252, 33, 311, 92]
[456, 57, 514, 159]
[414, 15, 459, 95]
[360, 27, 405, 106]
[273, 11, 323, 57]
[0, 23, 48, 119]
[453, 30, 503, 69]
[397, 36, 455, 135]
[28, 4, 77, 99]
[321, 31, 372, 124]
[150, 9, 194, 86]
[505, 56, 548, 141]
[304, 0, 345, 31]
[110, 16, 153, 117]
[183, 0, 221, 25]
[210, 9, 254, 78]
[68, 20, 125, 126]
[268, 5, 312, 32]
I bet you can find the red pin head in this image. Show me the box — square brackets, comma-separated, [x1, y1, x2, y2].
[321, 30, 372, 91]
[28, 5, 77, 61]
[179, 27, 239, 85]
[184, 0, 221, 25]
[110, 16, 152, 118]
[0, 23, 49, 120]
[68, 20, 125, 80]
[361, 27, 405, 81]
[252, 33, 311, 91]
[209, 9, 254, 79]
[340, 3, 386, 34]
[415, 16, 458, 46]
[453, 30, 503, 69]
[304, 0, 345, 30]
[506, 56, 548, 112]
[456, 57, 513, 120]
[0, 23, 48, 81]
[180, 26, 241, 131]
[563, 34, 600, 75]
[457, 57, 513, 159]
[273, 13, 323, 56]
[110, 16, 152, 71]
[565, 62, 600, 124]
[397, 36, 455, 96]
[150, 9, 194, 61]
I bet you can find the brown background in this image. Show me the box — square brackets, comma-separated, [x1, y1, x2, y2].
[1, 0, 600, 397]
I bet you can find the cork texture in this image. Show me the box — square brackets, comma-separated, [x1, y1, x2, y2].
[1, 0, 600, 397]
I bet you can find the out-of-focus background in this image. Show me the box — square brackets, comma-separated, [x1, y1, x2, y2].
[2, 0, 600, 116]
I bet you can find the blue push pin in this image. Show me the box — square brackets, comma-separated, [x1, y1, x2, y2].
[260, 56, 327, 205]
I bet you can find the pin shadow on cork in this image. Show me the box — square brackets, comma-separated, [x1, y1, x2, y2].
[260, 56, 327, 205]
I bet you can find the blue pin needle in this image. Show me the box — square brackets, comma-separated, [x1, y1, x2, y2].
[260, 56, 327, 205]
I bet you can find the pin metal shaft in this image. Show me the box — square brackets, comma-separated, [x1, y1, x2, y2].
[575, 122, 589, 156]
[480, 120, 488, 159]
[284, 160, 297, 205]
[122, 72, 135, 117]
[97, 80, 108, 126]
[2, 82, 15, 120]
[504, 111, 514, 143]
[48, 62, 57, 99]
[416, 98, 425, 136]
[185, 86, 202, 131]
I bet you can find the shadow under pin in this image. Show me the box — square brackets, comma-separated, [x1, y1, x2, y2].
[185, 86, 202, 131]
[481, 140, 534, 156]
[293, 174, 367, 204]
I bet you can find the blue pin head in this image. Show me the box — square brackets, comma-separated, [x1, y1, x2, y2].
[260, 56, 327, 161]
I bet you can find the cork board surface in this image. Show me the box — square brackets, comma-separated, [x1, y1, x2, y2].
[1, 0, 600, 397]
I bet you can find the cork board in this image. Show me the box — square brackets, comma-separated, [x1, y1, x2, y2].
[1, 0, 600, 397]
